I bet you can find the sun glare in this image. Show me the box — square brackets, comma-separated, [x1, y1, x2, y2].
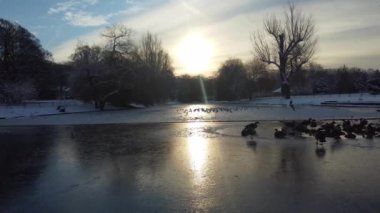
[177, 33, 213, 75]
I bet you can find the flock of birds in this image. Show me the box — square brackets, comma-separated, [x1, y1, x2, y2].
[241, 118, 380, 146]
[177, 106, 248, 115]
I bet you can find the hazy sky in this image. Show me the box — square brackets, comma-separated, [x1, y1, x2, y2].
[1, 0, 379, 75]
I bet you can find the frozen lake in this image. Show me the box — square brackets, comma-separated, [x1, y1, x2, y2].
[1, 121, 380, 212]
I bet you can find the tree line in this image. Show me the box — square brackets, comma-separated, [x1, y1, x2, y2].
[176, 60, 380, 102]
[1, 17, 380, 108]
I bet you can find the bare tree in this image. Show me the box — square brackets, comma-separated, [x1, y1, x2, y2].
[253, 2, 317, 98]
[246, 58, 268, 82]
[70, 44, 103, 108]
[132, 32, 175, 104]
[135, 32, 172, 73]
[101, 24, 133, 56]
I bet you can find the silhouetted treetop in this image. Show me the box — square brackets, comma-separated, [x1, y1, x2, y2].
[0, 18, 51, 81]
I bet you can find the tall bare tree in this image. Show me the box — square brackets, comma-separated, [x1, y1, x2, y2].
[253, 2, 317, 98]
[132, 32, 175, 104]
[101, 24, 133, 57]
[135, 32, 172, 73]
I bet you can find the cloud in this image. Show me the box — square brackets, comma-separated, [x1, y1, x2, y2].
[48, 0, 106, 27]
[48, 0, 98, 15]
[63, 11, 107, 26]
[105, 6, 145, 19]
[48, 0, 145, 27]
[48, 1, 78, 15]
[82, 0, 98, 5]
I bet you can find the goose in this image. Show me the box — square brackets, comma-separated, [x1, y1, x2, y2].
[315, 128, 326, 146]
[294, 122, 310, 134]
[345, 131, 356, 139]
[342, 119, 353, 132]
[331, 124, 345, 140]
[309, 118, 317, 128]
[274, 128, 286, 139]
[359, 118, 368, 126]
[364, 123, 376, 139]
[245, 121, 259, 130]
[241, 121, 259, 139]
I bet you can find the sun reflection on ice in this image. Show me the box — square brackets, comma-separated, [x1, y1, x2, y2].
[186, 122, 209, 184]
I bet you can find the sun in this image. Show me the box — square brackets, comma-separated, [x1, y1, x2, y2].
[177, 33, 213, 75]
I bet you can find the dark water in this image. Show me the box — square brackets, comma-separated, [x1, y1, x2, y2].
[1, 122, 380, 212]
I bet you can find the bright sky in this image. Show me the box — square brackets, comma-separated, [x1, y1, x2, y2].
[1, 0, 379, 76]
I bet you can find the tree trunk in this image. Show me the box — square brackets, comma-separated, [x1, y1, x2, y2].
[278, 33, 290, 99]
[99, 100, 105, 111]
[94, 100, 99, 109]
[281, 83, 291, 99]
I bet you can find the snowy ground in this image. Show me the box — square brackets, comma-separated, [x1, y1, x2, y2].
[0, 93, 379, 126]
[0, 100, 97, 119]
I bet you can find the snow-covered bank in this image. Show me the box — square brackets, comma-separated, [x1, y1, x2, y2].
[251, 93, 380, 106]
[0, 100, 125, 119]
[1, 94, 380, 126]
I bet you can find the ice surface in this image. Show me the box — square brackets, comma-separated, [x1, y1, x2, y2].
[1, 122, 380, 212]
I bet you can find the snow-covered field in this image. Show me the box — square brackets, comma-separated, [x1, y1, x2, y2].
[1, 93, 379, 126]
